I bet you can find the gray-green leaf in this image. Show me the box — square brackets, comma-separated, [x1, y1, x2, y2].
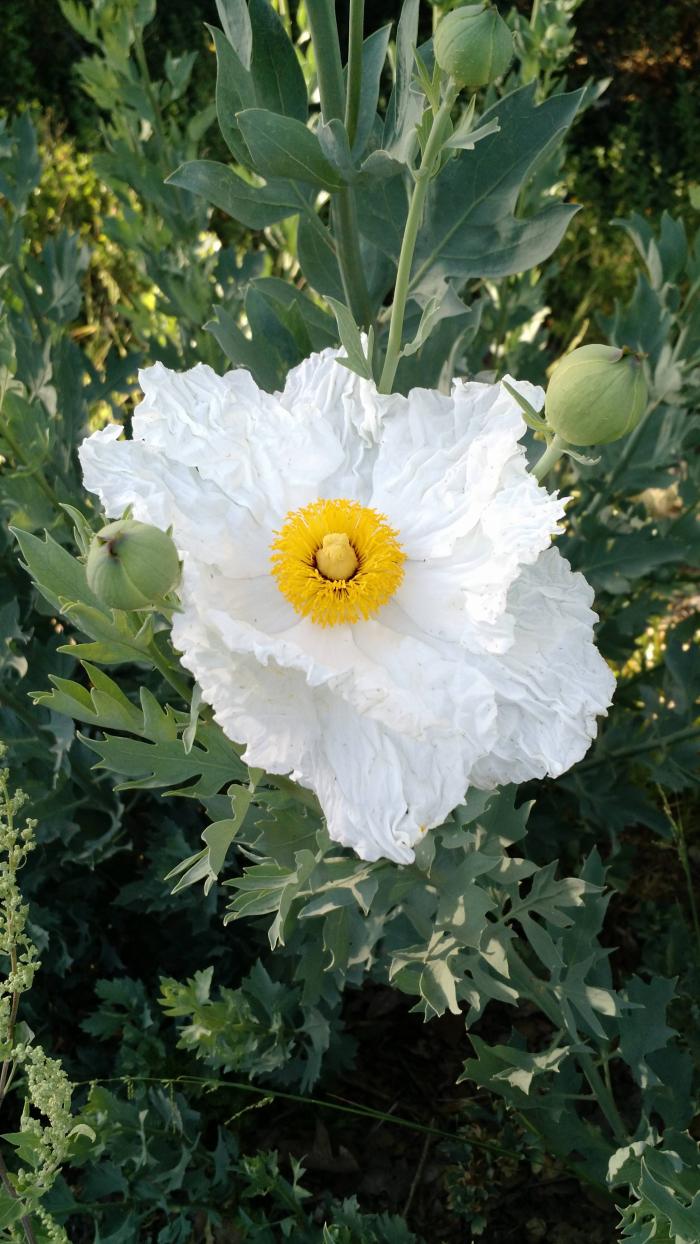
[236, 110, 345, 190]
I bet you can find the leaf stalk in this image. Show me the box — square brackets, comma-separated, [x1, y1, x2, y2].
[378, 84, 458, 393]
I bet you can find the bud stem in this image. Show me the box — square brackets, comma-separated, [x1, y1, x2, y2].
[147, 637, 192, 703]
[532, 433, 566, 483]
[378, 82, 459, 394]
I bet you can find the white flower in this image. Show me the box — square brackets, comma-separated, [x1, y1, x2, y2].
[79, 350, 615, 864]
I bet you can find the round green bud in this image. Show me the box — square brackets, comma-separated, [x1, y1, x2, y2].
[434, 3, 514, 89]
[86, 519, 180, 611]
[544, 344, 648, 446]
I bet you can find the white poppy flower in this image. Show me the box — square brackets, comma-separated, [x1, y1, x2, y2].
[79, 349, 615, 864]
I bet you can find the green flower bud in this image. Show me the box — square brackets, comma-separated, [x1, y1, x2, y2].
[86, 519, 180, 611]
[544, 344, 648, 446]
[434, 3, 514, 89]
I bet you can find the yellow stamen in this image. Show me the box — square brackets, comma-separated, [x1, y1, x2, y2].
[270, 498, 405, 627]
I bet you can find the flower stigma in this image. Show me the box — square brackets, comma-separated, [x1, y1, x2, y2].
[271, 498, 405, 626]
[316, 532, 358, 580]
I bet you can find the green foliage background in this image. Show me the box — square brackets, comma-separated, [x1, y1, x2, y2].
[0, 1, 698, 1241]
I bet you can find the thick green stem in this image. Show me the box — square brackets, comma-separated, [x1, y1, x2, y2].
[378, 89, 456, 394]
[306, 0, 345, 117]
[305, 0, 371, 326]
[345, 0, 364, 147]
[532, 433, 566, 483]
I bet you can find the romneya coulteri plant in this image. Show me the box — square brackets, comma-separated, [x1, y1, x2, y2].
[1, 0, 699, 1239]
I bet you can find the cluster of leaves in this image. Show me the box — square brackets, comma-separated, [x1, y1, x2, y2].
[0, 5, 439, 1236]
[0, 0, 698, 1241]
[0, 205, 412, 1233]
[167, 0, 589, 392]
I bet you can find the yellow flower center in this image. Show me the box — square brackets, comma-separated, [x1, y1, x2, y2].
[270, 498, 405, 627]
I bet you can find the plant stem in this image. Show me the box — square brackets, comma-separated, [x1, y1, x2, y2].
[147, 637, 192, 703]
[577, 723, 700, 772]
[305, 0, 371, 327]
[0, 1152, 37, 1244]
[0, 782, 38, 1244]
[508, 954, 627, 1143]
[0, 950, 18, 1109]
[345, 0, 364, 147]
[378, 88, 456, 393]
[306, 0, 345, 117]
[532, 433, 566, 483]
[74, 1072, 522, 1160]
[0, 778, 19, 1113]
[576, 1051, 627, 1143]
[659, 787, 700, 956]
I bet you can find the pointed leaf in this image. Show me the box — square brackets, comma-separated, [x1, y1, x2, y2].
[249, 0, 307, 121]
[215, 0, 252, 68]
[166, 160, 301, 228]
[237, 110, 345, 190]
[209, 25, 255, 165]
[326, 298, 372, 378]
[350, 24, 392, 160]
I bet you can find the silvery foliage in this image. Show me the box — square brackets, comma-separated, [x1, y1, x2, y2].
[1, 0, 699, 1238]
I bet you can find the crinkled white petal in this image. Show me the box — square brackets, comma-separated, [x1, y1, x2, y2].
[278, 346, 390, 496]
[79, 351, 614, 864]
[132, 361, 346, 524]
[370, 377, 558, 553]
[468, 548, 616, 788]
[370, 377, 566, 651]
[79, 425, 275, 579]
[180, 557, 497, 750]
[172, 599, 485, 864]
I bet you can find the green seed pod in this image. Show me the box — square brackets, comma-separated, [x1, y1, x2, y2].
[433, 3, 514, 89]
[86, 519, 180, 611]
[544, 344, 648, 446]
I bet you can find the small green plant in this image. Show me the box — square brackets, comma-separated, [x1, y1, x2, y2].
[0, 745, 91, 1242]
